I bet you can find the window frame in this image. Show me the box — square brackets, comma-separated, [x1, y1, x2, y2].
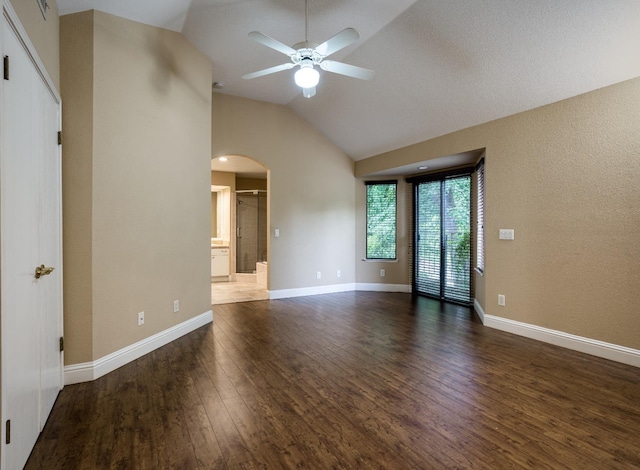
[365, 180, 398, 260]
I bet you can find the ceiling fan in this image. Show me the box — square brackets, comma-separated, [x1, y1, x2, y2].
[242, 0, 374, 98]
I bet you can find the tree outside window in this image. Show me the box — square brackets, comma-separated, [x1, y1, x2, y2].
[366, 181, 397, 259]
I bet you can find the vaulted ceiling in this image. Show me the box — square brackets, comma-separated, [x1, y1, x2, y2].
[57, 0, 640, 164]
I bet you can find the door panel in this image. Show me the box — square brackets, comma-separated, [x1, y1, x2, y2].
[442, 178, 471, 303]
[414, 175, 471, 304]
[2, 17, 43, 468]
[1, 14, 62, 469]
[415, 181, 441, 297]
[38, 88, 63, 426]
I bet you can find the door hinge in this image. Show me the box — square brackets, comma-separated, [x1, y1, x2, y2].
[3, 55, 8, 80]
[58, 131, 62, 145]
[5, 420, 10, 444]
[59, 336, 64, 352]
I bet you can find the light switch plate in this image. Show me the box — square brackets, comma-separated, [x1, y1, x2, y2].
[499, 229, 515, 240]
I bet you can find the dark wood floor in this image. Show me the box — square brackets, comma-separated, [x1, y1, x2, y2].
[27, 292, 640, 469]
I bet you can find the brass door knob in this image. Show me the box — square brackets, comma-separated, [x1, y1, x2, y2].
[35, 264, 55, 279]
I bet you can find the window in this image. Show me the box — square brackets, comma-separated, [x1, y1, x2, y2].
[366, 181, 397, 259]
[476, 159, 485, 273]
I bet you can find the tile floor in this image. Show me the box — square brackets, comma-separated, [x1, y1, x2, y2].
[211, 280, 269, 305]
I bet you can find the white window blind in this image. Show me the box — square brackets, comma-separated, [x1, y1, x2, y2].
[476, 159, 485, 273]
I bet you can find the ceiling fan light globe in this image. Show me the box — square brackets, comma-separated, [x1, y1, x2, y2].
[294, 66, 320, 88]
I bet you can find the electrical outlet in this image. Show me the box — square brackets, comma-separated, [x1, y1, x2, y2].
[380, 269, 386, 277]
[316, 271, 322, 279]
[137, 311, 145, 326]
[173, 300, 179, 313]
[498, 295, 506, 306]
[337, 270, 341, 278]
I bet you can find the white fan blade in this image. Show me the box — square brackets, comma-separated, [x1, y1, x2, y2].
[302, 86, 316, 98]
[248, 31, 296, 56]
[320, 60, 374, 80]
[316, 28, 359, 57]
[242, 63, 295, 80]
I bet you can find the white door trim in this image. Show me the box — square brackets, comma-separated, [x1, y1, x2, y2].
[2, 0, 60, 103]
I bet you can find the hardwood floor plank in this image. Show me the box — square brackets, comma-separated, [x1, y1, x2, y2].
[222, 395, 292, 468]
[26, 292, 640, 469]
[199, 389, 254, 467]
[182, 404, 226, 469]
[214, 310, 458, 468]
[244, 390, 347, 468]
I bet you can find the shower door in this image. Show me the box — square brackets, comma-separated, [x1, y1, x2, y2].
[236, 192, 267, 273]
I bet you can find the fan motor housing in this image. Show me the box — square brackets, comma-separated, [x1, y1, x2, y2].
[293, 41, 319, 50]
[291, 45, 324, 66]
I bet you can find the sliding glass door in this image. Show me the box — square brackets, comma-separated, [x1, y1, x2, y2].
[414, 174, 471, 304]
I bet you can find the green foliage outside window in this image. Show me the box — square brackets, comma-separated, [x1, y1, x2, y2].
[366, 182, 397, 259]
[446, 178, 471, 279]
[415, 176, 470, 294]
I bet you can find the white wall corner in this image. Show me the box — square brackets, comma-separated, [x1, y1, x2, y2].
[64, 310, 213, 385]
[483, 313, 640, 368]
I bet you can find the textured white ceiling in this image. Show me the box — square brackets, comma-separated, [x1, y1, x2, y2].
[58, 0, 640, 165]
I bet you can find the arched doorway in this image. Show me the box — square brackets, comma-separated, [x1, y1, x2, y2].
[210, 155, 270, 304]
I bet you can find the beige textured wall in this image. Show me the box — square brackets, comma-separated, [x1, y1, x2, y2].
[11, 0, 59, 88]
[236, 177, 267, 191]
[212, 171, 236, 187]
[61, 11, 212, 363]
[212, 94, 356, 290]
[355, 78, 640, 350]
[60, 11, 94, 364]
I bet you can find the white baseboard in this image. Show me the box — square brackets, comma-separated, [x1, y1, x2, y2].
[269, 282, 413, 300]
[64, 310, 213, 385]
[269, 283, 356, 300]
[356, 283, 412, 293]
[474, 300, 640, 368]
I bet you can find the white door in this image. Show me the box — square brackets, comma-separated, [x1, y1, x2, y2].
[37, 62, 63, 428]
[1, 10, 63, 470]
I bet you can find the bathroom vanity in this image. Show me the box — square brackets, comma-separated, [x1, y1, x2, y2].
[211, 245, 230, 281]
